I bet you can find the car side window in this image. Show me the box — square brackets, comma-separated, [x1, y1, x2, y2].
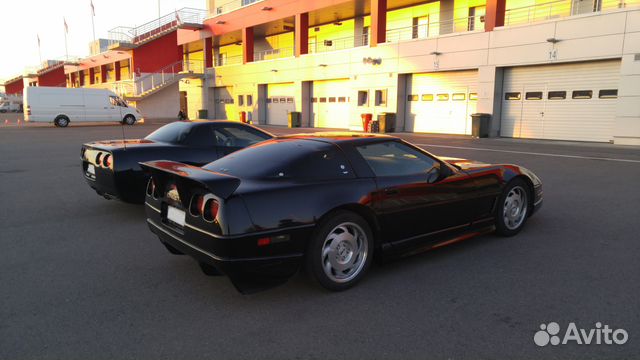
[291, 148, 355, 181]
[356, 141, 437, 177]
[214, 126, 270, 148]
[109, 96, 118, 106]
[184, 125, 215, 147]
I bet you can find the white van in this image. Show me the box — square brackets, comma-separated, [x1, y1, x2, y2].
[24, 87, 143, 127]
[0, 100, 19, 113]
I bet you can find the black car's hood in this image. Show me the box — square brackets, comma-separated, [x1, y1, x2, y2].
[439, 156, 491, 170]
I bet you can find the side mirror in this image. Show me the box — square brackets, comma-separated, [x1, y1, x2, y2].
[426, 162, 441, 184]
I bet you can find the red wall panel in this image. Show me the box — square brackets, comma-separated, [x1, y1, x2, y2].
[4, 79, 24, 95]
[38, 66, 66, 87]
[132, 31, 182, 74]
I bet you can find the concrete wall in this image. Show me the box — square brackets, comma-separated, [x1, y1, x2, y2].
[135, 81, 180, 120]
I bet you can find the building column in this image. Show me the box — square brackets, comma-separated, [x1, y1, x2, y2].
[89, 68, 95, 85]
[439, 0, 455, 35]
[613, 54, 640, 145]
[100, 65, 108, 83]
[477, 65, 504, 137]
[485, 0, 506, 31]
[242, 27, 254, 64]
[295, 13, 309, 57]
[370, 0, 387, 46]
[204, 37, 214, 68]
[115, 61, 121, 81]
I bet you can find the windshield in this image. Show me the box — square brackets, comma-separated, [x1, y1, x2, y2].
[144, 122, 193, 144]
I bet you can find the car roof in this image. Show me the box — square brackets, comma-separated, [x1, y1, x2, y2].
[277, 131, 395, 144]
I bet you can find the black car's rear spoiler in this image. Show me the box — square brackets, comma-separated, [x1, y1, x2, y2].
[140, 160, 240, 201]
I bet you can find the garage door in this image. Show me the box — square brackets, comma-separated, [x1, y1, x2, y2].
[312, 79, 351, 129]
[213, 86, 235, 120]
[501, 60, 620, 142]
[267, 83, 295, 126]
[405, 70, 478, 134]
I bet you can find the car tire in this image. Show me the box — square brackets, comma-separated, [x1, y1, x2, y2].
[306, 210, 374, 291]
[54, 115, 69, 128]
[162, 242, 184, 255]
[495, 178, 531, 237]
[123, 115, 136, 125]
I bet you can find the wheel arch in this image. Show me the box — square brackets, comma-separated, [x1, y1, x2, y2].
[509, 175, 535, 214]
[317, 203, 383, 251]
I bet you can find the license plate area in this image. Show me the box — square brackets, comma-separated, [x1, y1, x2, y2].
[85, 164, 96, 180]
[165, 205, 186, 229]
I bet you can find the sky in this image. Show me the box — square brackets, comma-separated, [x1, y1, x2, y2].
[0, 0, 205, 82]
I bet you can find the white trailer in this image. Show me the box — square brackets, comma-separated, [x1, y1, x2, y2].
[24, 87, 143, 127]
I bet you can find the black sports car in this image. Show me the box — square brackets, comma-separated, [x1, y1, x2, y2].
[141, 133, 543, 293]
[81, 120, 273, 203]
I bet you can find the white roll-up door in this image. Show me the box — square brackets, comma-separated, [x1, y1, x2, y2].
[267, 83, 295, 126]
[501, 60, 620, 142]
[312, 79, 351, 129]
[213, 86, 235, 120]
[405, 70, 478, 134]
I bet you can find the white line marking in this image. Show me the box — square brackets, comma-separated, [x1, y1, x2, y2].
[414, 144, 640, 164]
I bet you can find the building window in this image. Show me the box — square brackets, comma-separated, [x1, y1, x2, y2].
[421, 94, 434, 101]
[407, 94, 418, 101]
[338, 97, 346, 102]
[412, 16, 429, 39]
[362, 26, 369, 46]
[437, 94, 449, 101]
[469, 93, 478, 100]
[312, 97, 317, 103]
[572, 90, 593, 99]
[287, 97, 293, 103]
[238, 95, 244, 106]
[598, 89, 617, 99]
[505, 92, 521, 100]
[280, 98, 286, 103]
[525, 92, 543, 100]
[247, 94, 253, 106]
[375, 89, 387, 106]
[358, 91, 369, 106]
[468, 6, 486, 31]
[548, 91, 566, 100]
[319, 97, 327, 103]
[328, 97, 336, 103]
[452, 93, 466, 101]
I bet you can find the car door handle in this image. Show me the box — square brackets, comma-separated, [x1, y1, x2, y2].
[384, 188, 399, 195]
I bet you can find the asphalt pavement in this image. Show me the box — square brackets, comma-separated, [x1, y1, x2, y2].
[1, 121, 639, 359]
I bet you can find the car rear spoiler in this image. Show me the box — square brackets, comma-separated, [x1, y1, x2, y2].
[139, 160, 240, 202]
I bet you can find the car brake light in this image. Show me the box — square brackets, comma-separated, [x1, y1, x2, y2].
[95, 152, 102, 166]
[190, 194, 205, 216]
[257, 237, 271, 247]
[203, 198, 219, 222]
[146, 178, 158, 198]
[103, 154, 112, 168]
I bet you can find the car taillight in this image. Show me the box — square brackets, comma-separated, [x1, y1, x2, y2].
[95, 152, 102, 166]
[190, 194, 204, 216]
[146, 178, 158, 198]
[80, 147, 86, 160]
[203, 198, 219, 222]
[103, 154, 112, 168]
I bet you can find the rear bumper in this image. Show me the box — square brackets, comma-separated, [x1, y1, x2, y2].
[146, 215, 307, 294]
[82, 160, 146, 203]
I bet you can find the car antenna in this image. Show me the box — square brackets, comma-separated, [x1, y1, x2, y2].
[121, 121, 127, 151]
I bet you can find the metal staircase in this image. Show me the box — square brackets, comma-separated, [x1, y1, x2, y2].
[110, 60, 204, 101]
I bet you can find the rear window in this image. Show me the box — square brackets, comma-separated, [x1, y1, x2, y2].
[203, 139, 354, 181]
[145, 122, 193, 144]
